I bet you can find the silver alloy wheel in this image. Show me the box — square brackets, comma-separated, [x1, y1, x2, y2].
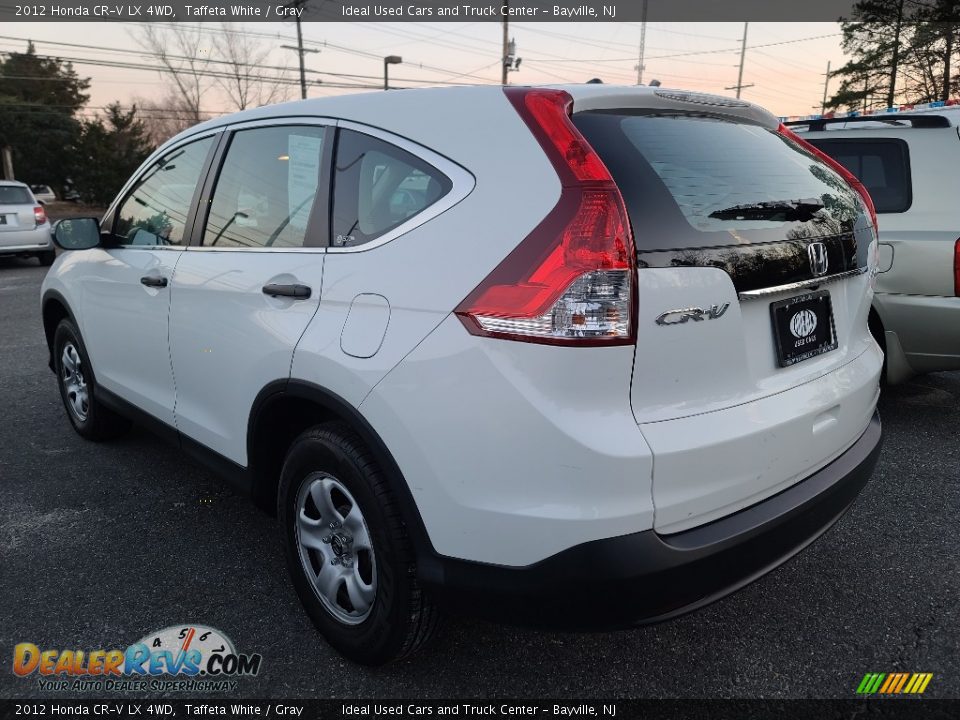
[61, 343, 89, 422]
[295, 472, 377, 625]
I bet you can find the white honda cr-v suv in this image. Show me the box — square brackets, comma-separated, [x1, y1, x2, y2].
[42, 85, 883, 665]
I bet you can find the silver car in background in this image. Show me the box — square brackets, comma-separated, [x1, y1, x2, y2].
[0, 181, 55, 266]
[788, 104, 960, 383]
[31, 185, 57, 204]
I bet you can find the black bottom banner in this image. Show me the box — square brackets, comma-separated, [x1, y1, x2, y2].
[2, 700, 960, 720]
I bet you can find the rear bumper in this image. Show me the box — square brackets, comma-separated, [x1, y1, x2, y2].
[875, 293, 960, 374]
[425, 410, 881, 629]
[0, 225, 53, 252]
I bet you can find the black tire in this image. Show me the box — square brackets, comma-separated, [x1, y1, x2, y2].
[278, 422, 440, 665]
[38, 250, 56, 267]
[53, 319, 131, 441]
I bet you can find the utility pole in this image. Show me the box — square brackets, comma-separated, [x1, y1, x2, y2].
[1, 146, 13, 181]
[501, 0, 510, 85]
[820, 60, 831, 113]
[736, 22, 750, 98]
[725, 23, 753, 98]
[635, 0, 648, 84]
[281, 0, 319, 99]
[499, 1, 521, 83]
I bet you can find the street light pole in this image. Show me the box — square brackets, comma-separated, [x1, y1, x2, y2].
[384, 55, 402, 90]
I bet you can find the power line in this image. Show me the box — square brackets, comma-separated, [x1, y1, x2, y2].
[0, 38, 496, 87]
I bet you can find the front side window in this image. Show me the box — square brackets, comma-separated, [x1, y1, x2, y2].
[203, 125, 327, 249]
[805, 138, 911, 214]
[331, 129, 451, 248]
[114, 136, 214, 246]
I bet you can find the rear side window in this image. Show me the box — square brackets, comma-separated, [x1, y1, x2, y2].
[0, 186, 32, 204]
[804, 138, 911, 213]
[114, 136, 214, 246]
[572, 112, 860, 250]
[203, 125, 327, 249]
[331, 129, 451, 248]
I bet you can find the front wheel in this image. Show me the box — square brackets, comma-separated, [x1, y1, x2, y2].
[278, 423, 439, 665]
[53, 320, 130, 441]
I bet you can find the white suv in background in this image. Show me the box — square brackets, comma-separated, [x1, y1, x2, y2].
[788, 104, 960, 383]
[42, 85, 883, 665]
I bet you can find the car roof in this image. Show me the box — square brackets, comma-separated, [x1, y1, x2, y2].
[0, 180, 28, 188]
[179, 84, 781, 144]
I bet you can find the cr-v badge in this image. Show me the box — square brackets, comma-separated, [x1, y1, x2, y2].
[655, 304, 730, 325]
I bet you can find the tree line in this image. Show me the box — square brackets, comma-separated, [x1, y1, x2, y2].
[0, 43, 152, 206]
[0, 25, 289, 206]
[830, 0, 960, 110]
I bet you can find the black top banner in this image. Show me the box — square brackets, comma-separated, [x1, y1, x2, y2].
[1, 700, 960, 720]
[0, 0, 866, 23]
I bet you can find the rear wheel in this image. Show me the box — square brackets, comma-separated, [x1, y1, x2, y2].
[278, 423, 439, 665]
[38, 250, 56, 266]
[53, 320, 130, 441]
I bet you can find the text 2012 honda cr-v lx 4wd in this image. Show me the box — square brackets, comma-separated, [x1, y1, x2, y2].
[42, 85, 883, 665]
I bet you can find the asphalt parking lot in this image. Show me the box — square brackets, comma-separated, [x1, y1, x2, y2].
[1, 256, 958, 699]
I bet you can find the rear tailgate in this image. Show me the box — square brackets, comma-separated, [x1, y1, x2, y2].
[573, 101, 879, 530]
[0, 185, 38, 232]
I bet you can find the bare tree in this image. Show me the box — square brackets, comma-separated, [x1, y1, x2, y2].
[213, 23, 291, 111]
[134, 92, 209, 146]
[132, 24, 212, 123]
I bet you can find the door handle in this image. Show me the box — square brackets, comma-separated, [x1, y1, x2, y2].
[140, 276, 168, 288]
[262, 283, 312, 299]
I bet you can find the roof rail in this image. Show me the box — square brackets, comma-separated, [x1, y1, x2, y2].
[784, 115, 951, 131]
[779, 99, 960, 129]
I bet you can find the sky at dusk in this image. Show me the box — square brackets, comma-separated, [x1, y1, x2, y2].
[1, 22, 848, 118]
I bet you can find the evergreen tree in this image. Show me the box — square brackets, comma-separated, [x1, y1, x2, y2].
[74, 104, 154, 206]
[829, 0, 960, 110]
[0, 42, 90, 190]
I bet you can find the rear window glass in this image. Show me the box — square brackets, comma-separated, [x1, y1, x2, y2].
[572, 112, 860, 249]
[804, 138, 911, 213]
[331, 129, 451, 248]
[0, 186, 32, 204]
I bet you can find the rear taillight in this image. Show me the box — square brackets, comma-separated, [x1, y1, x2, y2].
[33, 206, 46, 225]
[777, 124, 878, 234]
[954, 239, 960, 297]
[454, 88, 636, 346]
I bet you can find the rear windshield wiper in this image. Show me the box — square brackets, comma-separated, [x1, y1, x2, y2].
[708, 198, 825, 222]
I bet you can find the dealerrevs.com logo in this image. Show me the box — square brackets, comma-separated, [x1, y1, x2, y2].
[13, 625, 262, 693]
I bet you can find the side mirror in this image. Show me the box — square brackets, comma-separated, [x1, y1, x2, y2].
[53, 217, 102, 250]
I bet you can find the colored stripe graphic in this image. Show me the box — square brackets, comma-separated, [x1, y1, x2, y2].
[891, 673, 909, 694]
[856, 674, 875, 694]
[857, 672, 932, 694]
